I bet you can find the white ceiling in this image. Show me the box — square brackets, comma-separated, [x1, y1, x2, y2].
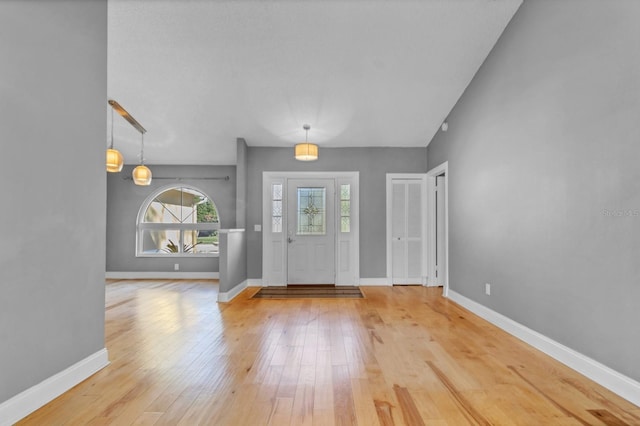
[108, 0, 522, 165]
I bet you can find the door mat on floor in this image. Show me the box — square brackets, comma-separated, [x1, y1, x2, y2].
[252, 285, 364, 299]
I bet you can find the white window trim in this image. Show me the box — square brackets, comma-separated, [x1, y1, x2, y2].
[136, 184, 221, 258]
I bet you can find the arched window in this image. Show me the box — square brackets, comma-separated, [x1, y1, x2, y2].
[137, 185, 220, 257]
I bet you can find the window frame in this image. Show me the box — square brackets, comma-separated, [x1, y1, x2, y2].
[136, 184, 221, 258]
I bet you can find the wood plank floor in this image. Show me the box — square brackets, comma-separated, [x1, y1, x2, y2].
[18, 280, 640, 425]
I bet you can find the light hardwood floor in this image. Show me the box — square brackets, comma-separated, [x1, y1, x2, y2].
[19, 280, 639, 425]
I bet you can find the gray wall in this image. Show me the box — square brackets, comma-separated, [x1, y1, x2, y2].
[247, 147, 428, 279]
[219, 231, 247, 294]
[106, 165, 236, 273]
[427, 0, 640, 381]
[236, 138, 248, 229]
[0, 0, 107, 402]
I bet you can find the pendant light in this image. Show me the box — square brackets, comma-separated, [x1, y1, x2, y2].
[294, 124, 318, 161]
[106, 107, 124, 172]
[107, 100, 149, 184]
[132, 132, 152, 185]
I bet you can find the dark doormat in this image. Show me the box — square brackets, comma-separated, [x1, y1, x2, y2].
[252, 285, 364, 299]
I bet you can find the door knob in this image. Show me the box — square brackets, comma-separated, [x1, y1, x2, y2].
[288, 237, 295, 243]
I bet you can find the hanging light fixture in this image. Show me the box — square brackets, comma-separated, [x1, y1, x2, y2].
[107, 100, 150, 184]
[106, 107, 124, 172]
[132, 132, 152, 185]
[294, 124, 318, 161]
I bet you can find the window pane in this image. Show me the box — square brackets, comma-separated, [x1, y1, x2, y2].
[146, 189, 184, 223]
[145, 201, 181, 224]
[341, 217, 350, 233]
[196, 197, 218, 223]
[181, 187, 200, 222]
[341, 200, 350, 216]
[143, 188, 218, 224]
[193, 230, 219, 254]
[272, 216, 282, 233]
[272, 200, 282, 216]
[340, 184, 350, 200]
[272, 183, 282, 200]
[140, 229, 181, 254]
[297, 187, 326, 235]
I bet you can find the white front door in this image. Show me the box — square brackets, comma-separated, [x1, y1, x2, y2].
[287, 179, 336, 285]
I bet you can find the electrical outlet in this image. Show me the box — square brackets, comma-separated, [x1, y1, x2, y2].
[255, 224, 262, 232]
[485, 283, 491, 295]
[174, 263, 179, 271]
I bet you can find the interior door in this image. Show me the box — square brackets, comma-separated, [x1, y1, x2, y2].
[391, 178, 424, 285]
[287, 179, 335, 285]
[434, 175, 446, 287]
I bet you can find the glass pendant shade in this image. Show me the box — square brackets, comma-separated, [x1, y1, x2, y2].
[106, 148, 124, 172]
[132, 165, 152, 186]
[294, 143, 318, 161]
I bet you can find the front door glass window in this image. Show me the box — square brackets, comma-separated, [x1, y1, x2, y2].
[297, 187, 326, 235]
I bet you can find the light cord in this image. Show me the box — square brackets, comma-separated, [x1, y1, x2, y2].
[140, 133, 145, 165]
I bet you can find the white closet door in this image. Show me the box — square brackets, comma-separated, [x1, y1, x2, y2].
[406, 182, 423, 282]
[392, 182, 407, 284]
[390, 177, 425, 285]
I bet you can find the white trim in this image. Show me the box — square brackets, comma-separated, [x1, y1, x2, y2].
[138, 223, 220, 231]
[264, 171, 358, 179]
[337, 174, 360, 285]
[247, 278, 263, 287]
[135, 253, 220, 259]
[105, 272, 219, 279]
[262, 177, 286, 286]
[262, 172, 360, 287]
[217, 280, 247, 302]
[135, 183, 222, 257]
[447, 290, 640, 407]
[0, 348, 109, 426]
[358, 277, 392, 286]
[426, 161, 449, 296]
[386, 173, 428, 286]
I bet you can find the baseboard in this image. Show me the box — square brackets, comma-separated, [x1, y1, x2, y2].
[218, 280, 248, 302]
[359, 277, 391, 286]
[106, 271, 219, 279]
[247, 278, 263, 287]
[447, 290, 640, 407]
[0, 348, 109, 426]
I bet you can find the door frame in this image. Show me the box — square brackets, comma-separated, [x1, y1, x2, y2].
[262, 171, 359, 286]
[385, 173, 428, 286]
[426, 161, 449, 296]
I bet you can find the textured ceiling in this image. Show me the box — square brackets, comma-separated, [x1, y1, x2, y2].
[108, 0, 522, 165]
